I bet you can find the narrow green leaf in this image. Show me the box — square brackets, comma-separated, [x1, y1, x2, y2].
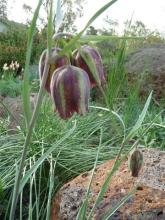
[87, 159, 122, 220]
[23, 0, 43, 129]
[84, 0, 118, 29]
[19, 121, 76, 193]
[89, 106, 126, 142]
[87, 92, 152, 219]
[60, 0, 118, 56]
[47, 0, 54, 54]
[46, 156, 57, 220]
[76, 128, 103, 220]
[126, 91, 152, 141]
[9, 163, 19, 220]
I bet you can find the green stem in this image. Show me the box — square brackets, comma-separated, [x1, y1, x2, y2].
[9, 58, 50, 220]
[22, 0, 43, 129]
[10, 0, 54, 217]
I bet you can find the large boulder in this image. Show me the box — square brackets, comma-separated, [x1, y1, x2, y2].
[51, 148, 165, 220]
[125, 44, 165, 99]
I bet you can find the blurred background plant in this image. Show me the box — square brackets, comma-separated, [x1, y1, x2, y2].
[0, 0, 165, 219]
[1, 61, 23, 80]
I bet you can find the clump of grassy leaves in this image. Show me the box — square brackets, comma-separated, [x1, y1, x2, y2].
[1, 0, 165, 220]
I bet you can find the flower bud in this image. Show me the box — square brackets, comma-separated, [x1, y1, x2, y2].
[73, 45, 105, 88]
[128, 148, 143, 177]
[39, 48, 69, 93]
[50, 65, 90, 119]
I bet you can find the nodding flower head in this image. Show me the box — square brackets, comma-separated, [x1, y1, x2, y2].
[73, 45, 105, 88]
[128, 149, 143, 177]
[39, 48, 69, 93]
[50, 65, 90, 120]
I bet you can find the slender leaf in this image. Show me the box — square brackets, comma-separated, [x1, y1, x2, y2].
[76, 128, 103, 220]
[87, 92, 152, 219]
[126, 91, 152, 140]
[87, 158, 122, 220]
[19, 121, 76, 193]
[22, 0, 43, 129]
[59, 0, 118, 55]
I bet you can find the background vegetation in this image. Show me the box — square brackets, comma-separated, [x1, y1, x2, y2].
[0, 0, 165, 219]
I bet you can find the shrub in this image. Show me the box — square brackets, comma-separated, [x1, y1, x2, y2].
[0, 45, 26, 70]
[0, 79, 22, 97]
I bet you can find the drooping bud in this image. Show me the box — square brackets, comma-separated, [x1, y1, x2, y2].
[50, 65, 90, 119]
[39, 48, 69, 93]
[128, 148, 143, 177]
[73, 45, 105, 88]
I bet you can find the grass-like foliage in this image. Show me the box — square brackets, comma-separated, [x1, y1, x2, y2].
[0, 0, 164, 219]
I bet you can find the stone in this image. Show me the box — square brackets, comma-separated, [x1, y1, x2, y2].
[125, 44, 165, 99]
[0, 93, 38, 132]
[51, 148, 165, 220]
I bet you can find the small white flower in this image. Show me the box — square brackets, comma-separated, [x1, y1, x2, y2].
[3, 66, 9, 71]
[9, 64, 13, 69]
[3, 63, 7, 68]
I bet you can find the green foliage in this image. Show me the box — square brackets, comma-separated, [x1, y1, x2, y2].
[0, 44, 26, 69]
[1, 0, 165, 219]
[125, 20, 165, 51]
[0, 24, 46, 70]
[0, 79, 22, 97]
[104, 39, 127, 108]
[0, 101, 122, 218]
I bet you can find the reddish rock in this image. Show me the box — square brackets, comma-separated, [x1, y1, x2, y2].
[51, 148, 165, 220]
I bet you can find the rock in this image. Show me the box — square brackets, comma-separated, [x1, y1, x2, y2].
[0, 93, 38, 132]
[125, 44, 165, 99]
[51, 148, 165, 220]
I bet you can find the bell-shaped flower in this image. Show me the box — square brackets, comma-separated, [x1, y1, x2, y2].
[50, 65, 90, 119]
[73, 45, 105, 88]
[39, 48, 69, 93]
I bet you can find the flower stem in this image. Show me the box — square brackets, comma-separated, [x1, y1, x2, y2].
[9, 57, 50, 220]
[10, 0, 54, 217]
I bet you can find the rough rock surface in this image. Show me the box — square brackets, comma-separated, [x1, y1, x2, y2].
[51, 148, 165, 220]
[125, 44, 165, 98]
[0, 93, 38, 132]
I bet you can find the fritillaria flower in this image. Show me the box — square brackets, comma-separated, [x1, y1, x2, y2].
[50, 65, 90, 119]
[73, 45, 105, 88]
[128, 149, 143, 177]
[39, 48, 69, 93]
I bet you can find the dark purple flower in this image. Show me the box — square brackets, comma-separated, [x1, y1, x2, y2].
[73, 45, 105, 88]
[128, 149, 143, 177]
[39, 48, 69, 93]
[50, 65, 90, 119]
